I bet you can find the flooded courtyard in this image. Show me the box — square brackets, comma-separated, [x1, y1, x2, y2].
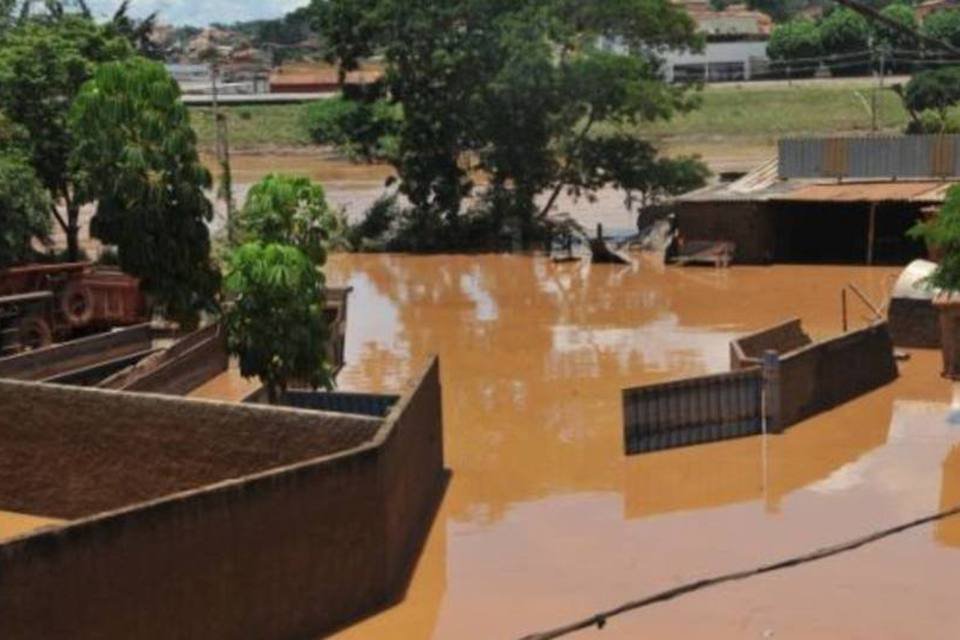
[320, 253, 960, 639]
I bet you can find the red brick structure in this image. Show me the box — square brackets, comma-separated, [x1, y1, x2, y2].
[0, 357, 446, 639]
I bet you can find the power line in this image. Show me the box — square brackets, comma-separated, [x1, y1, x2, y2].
[517, 502, 960, 640]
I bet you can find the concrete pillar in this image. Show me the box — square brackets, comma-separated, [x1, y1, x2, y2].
[762, 349, 783, 434]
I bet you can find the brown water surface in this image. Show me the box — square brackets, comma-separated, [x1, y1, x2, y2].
[0, 510, 64, 541]
[315, 253, 960, 639]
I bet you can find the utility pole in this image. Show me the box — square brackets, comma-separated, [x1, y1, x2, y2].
[209, 53, 235, 244]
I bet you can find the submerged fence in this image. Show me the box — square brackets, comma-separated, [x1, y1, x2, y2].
[623, 367, 766, 454]
[623, 321, 898, 456]
[779, 135, 960, 179]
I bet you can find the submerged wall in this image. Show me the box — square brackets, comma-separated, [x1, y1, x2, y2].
[675, 201, 775, 264]
[624, 321, 899, 454]
[0, 358, 446, 640]
[0, 324, 153, 382]
[777, 322, 899, 428]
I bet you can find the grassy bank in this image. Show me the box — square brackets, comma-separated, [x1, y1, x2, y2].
[189, 104, 311, 150]
[187, 82, 912, 154]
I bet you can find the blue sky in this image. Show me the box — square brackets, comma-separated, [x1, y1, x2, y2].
[86, 0, 309, 26]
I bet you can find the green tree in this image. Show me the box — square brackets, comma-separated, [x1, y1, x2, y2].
[223, 242, 333, 404]
[910, 185, 960, 291]
[302, 95, 401, 161]
[0, 152, 51, 267]
[819, 7, 870, 53]
[875, 3, 917, 52]
[768, 19, 823, 63]
[898, 66, 960, 131]
[312, 0, 702, 249]
[923, 9, 960, 50]
[69, 58, 218, 322]
[237, 173, 344, 263]
[0, 15, 130, 261]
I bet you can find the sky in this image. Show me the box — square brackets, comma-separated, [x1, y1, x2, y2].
[86, 0, 310, 27]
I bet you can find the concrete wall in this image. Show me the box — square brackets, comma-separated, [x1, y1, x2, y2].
[100, 324, 229, 395]
[730, 318, 813, 369]
[889, 298, 941, 349]
[0, 358, 445, 640]
[0, 324, 152, 382]
[676, 201, 775, 264]
[777, 322, 899, 427]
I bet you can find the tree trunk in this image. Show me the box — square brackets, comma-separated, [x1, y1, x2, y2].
[66, 200, 81, 263]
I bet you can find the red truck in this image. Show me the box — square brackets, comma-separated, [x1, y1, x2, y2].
[0, 263, 146, 355]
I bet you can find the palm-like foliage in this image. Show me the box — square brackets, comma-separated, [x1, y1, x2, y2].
[224, 242, 333, 403]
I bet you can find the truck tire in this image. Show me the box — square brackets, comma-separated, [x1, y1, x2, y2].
[61, 282, 95, 327]
[18, 315, 52, 351]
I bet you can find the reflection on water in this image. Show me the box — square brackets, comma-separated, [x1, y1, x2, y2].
[321, 254, 960, 639]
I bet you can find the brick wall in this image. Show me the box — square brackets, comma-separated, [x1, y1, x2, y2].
[777, 322, 899, 427]
[0, 357, 445, 640]
[0, 380, 381, 518]
[730, 318, 813, 370]
[0, 324, 152, 381]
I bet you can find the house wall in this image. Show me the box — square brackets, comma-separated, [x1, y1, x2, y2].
[0, 358, 445, 640]
[676, 200, 775, 264]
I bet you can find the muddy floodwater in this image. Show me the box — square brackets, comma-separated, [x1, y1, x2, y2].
[0, 510, 63, 541]
[303, 253, 960, 639]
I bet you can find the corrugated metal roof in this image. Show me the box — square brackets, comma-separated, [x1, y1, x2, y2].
[676, 157, 791, 203]
[771, 181, 957, 204]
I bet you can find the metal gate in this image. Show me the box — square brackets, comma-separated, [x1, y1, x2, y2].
[623, 367, 764, 455]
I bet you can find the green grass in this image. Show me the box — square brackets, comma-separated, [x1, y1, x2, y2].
[631, 85, 910, 139]
[188, 104, 313, 150]
[187, 83, 914, 152]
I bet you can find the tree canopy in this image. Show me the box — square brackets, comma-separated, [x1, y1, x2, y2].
[237, 173, 344, 265]
[922, 9, 960, 50]
[0, 13, 131, 260]
[69, 57, 218, 322]
[898, 66, 960, 132]
[223, 242, 333, 403]
[310, 0, 706, 249]
[0, 152, 50, 267]
[818, 7, 870, 56]
[910, 184, 960, 292]
[767, 18, 822, 63]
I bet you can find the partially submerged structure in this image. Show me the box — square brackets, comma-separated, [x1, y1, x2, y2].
[675, 136, 960, 265]
[623, 319, 899, 454]
[0, 356, 445, 639]
[0, 287, 353, 394]
[888, 259, 941, 349]
[0, 283, 453, 638]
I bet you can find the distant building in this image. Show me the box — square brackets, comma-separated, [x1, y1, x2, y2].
[679, 1, 774, 36]
[658, 2, 773, 82]
[663, 40, 770, 82]
[917, 0, 960, 20]
[268, 65, 384, 94]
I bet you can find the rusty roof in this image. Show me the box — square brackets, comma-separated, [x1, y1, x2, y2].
[771, 181, 957, 204]
[269, 68, 383, 87]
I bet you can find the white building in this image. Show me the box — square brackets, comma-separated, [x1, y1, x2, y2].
[662, 39, 770, 82]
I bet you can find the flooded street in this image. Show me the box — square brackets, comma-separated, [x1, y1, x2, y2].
[320, 253, 960, 639]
